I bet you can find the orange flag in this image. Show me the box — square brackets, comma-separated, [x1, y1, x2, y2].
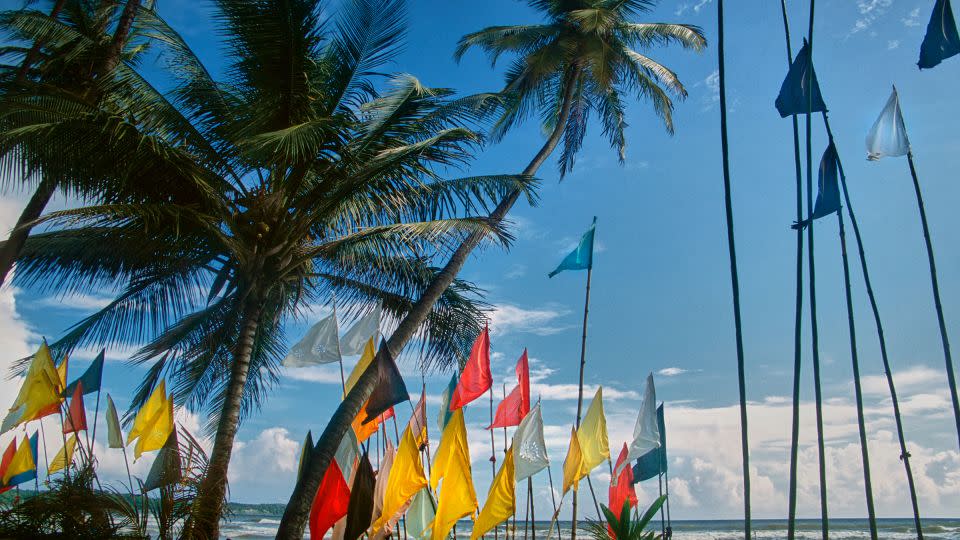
[63, 381, 87, 434]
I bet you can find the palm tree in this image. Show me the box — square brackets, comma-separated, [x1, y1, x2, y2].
[278, 0, 706, 536]
[3, 1, 534, 537]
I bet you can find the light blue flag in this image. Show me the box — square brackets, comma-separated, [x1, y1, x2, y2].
[405, 488, 437, 540]
[548, 217, 597, 278]
[438, 375, 457, 432]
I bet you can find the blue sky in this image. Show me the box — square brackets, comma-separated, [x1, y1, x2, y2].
[1, 0, 958, 522]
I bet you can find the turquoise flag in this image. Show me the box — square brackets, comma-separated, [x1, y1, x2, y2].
[548, 217, 597, 278]
[438, 375, 457, 432]
[405, 488, 437, 540]
[64, 349, 104, 396]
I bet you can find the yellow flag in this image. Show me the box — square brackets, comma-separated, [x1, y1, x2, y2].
[128, 381, 167, 445]
[134, 393, 174, 459]
[48, 434, 77, 474]
[344, 337, 376, 396]
[372, 425, 428, 532]
[576, 387, 609, 476]
[429, 409, 477, 540]
[2, 434, 36, 484]
[10, 342, 62, 424]
[471, 447, 516, 540]
[562, 427, 584, 494]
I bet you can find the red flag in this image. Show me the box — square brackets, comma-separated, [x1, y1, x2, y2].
[488, 349, 530, 429]
[449, 326, 491, 410]
[608, 443, 638, 526]
[378, 407, 395, 423]
[309, 461, 351, 540]
[0, 438, 16, 494]
[63, 381, 87, 434]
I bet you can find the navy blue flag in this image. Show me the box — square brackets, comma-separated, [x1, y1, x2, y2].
[775, 40, 828, 118]
[362, 340, 410, 424]
[792, 142, 841, 230]
[919, 0, 960, 69]
[632, 404, 667, 483]
[64, 349, 104, 396]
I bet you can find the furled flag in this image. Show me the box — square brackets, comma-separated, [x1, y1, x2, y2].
[105, 394, 124, 449]
[775, 39, 828, 118]
[309, 430, 358, 540]
[489, 349, 530, 429]
[471, 446, 516, 540]
[632, 404, 667, 483]
[918, 0, 960, 69]
[48, 434, 78, 475]
[298, 430, 314, 480]
[283, 313, 341, 367]
[9, 341, 61, 427]
[128, 382, 174, 460]
[370, 438, 396, 534]
[64, 349, 104, 396]
[577, 387, 610, 476]
[2, 432, 37, 487]
[866, 86, 910, 161]
[0, 438, 16, 494]
[792, 142, 841, 230]
[345, 452, 377, 540]
[449, 326, 491, 410]
[438, 375, 457, 432]
[341, 304, 382, 356]
[615, 374, 660, 481]
[429, 409, 478, 540]
[345, 337, 376, 396]
[609, 443, 638, 516]
[63, 381, 88, 434]
[144, 428, 181, 491]
[549, 217, 597, 278]
[409, 388, 428, 448]
[405, 488, 437, 540]
[512, 404, 549, 482]
[363, 341, 409, 424]
[372, 425, 428, 533]
[562, 427, 584, 494]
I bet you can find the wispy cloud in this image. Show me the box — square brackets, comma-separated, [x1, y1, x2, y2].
[850, 0, 894, 35]
[902, 7, 922, 27]
[888, 39, 901, 49]
[487, 303, 570, 337]
[657, 367, 689, 377]
[37, 293, 114, 311]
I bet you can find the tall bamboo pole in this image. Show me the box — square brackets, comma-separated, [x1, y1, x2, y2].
[571, 222, 595, 540]
[489, 387, 499, 540]
[715, 2, 751, 538]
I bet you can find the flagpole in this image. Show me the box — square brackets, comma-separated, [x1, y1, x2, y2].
[584, 476, 601, 520]
[334, 295, 347, 394]
[489, 386, 499, 540]
[121, 443, 135, 494]
[523, 480, 530, 540]
[545, 465, 561, 540]
[571, 262, 593, 540]
[39, 421, 50, 483]
[658, 474, 665, 537]
[90, 387, 101, 460]
[528, 477, 536, 540]
[664, 469, 672, 538]
[503, 383, 514, 540]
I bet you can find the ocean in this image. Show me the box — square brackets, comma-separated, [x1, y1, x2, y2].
[217, 516, 960, 539]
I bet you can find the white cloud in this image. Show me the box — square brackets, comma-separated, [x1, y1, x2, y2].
[487, 303, 569, 337]
[657, 367, 688, 377]
[531, 382, 639, 402]
[281, 364, 346, 385]
[36, 293, 114, 311]
[902, 7, 922, 27]
[860, 365, 943, 396]
[888, 39, 901, 49]
[851, 0, 894, 34]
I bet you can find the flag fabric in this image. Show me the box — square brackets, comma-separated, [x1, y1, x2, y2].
[352, 401, 381, 443]
[105, 394, 124, 449]
[549, 218, 597, 278]
[144, 428, 181, 491]
[577, 387, 609, 475]
[3, 432, 37, 487]
[632, 404, 668, 483]
[489, 350, 530, 429]
[438, 375, 457, 432]
[512, 404, 549, 481]
[370, 438, 395, 531]
[128, 381, 167, 444]
[409, 388, 428, 448]
[405, 488, 437, 540]
[430, 409, 467, 491]
[48, 434, 78, 475]
[30, 354, 69, 422]
[919, 0, 960, 69]
[429, 408, 478, 540]
[10, 342, 61, 426]
[341, 304, 382, 356]
[792, 142, 841, 230]
[129, 386, 174, 460]
[345, 338, 377, 396]
[283, 314, 342, 367]
[609, 443, 638, 516]
[63, 381, 88, 434]
[362, 341, 409, 424]
[562, 427, 584, 494]
[372, 425, 428, 533]
[344, 452, 377, 540]
[335, 429, 360, 492]
[0, 438, 16, 494]
[1, 407, 23, 434]
[449, 326, 491, 410]
[310, 459, 351, 540]
[471, 446, 516, 540]
[866, 86, 910, 161]
[298, 430, 314, 480]
[64, 349, 104, 396]
[775, 39, 828, 118]
[616, 374, 660, 481]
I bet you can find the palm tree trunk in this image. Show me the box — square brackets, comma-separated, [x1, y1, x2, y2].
[14, 0, 68, 82]
[715, 3, 751, 539]
[0, 176, 57, 287]
[95, 0, 140, 78]
[186, 297, 262, 540]
[275, 67, 583, 540]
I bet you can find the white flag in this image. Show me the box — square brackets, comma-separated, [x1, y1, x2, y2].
[615, 373, 660, 481]
[866, 86, 910, 161]
[282, 313, 341, 367]
[512, 403, 549, 482]
[341, 304, 382, 356]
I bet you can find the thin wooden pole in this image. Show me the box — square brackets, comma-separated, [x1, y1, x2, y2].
[572, 256, 594, 540]
[585, 476, 602, 520]
[546, 466, 561, 540]
[664, 469, 673, 537]
[524, 478, 531, 540]
[489, 386, 499, 540]
[90, 387, 102, 460]
[334, 297, 347, 395]
[39, 422, 50, 482]
[658, 474, 665, 537]
[716, 3, 751, 538]
[529, 477, 536, 540]
[121, 443, 135, 494]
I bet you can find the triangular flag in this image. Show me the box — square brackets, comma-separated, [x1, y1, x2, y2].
[353, 400, 381, 443]
[405, 488, 436, 540]
[549, 218, 597, 278]
[471, 446, 516, 540]
[793, 142, 841, 230]
[133, 391, 174, 460]
[632, 404, 668, 483]
[64, 349, 104, 396]
[866, 86, 910, 161]
[3, 432, 37, 487]
[449, 326, 491, 410]
[63, 381, 88, 434]
[48, 434, 78, 475]
[429, 412, 477, 540]
[10, 342, 62, 426]
[128, 381, 167, 445]
[561, 427, 584, 494]
[372, 425, 428, 533]
[345, 338, 377, 396]
[775, 39, 828, 118]
[0, 438, 16, 494]
[408, 388, 428, 448]
[283, 313, 342, 367]
[609, 443, 638, 516]
[512, 404, 549, 482]
[105, 394, 124, 449]
[144, 428, 181, 491]
[919, 0, 960, 69]
[341, 304, 381, 356]
[430, 409, 468, 491]
[310, 458, 351, 540]
[616, 374, 660, 481]
[438, 375, 457, 432]
[577, 387, 609, 475]
[335, 429, 360, 488]
[344, 452, 376, 540]
[489, 350, 530, 429]
[362, 342, 409, 424]
[370, 438, 396, 531]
